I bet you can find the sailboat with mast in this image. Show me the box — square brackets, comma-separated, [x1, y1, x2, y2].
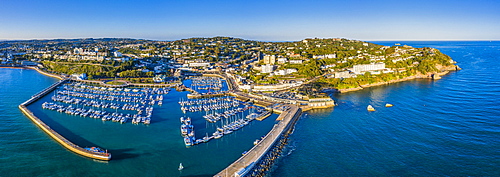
[178, 163, 184, 170]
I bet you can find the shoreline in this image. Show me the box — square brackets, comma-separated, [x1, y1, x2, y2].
[337, 68, 460, 93]
[1, 66, 177, 87]
[0, 66, 64, 80]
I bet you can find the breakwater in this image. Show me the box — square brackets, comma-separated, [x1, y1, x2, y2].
[18, 79, 112, 161]
[215, 105, 302, 177]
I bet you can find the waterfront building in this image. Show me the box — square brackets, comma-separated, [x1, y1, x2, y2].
[307, 97, 335, 108]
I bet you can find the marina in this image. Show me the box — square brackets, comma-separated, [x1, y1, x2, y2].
[177, 92, 274, 147]
[14, 71, 307, 176]
[189, 76, 224, 90]
[18, 78, 112, 161]
[39, 81, 169, 125]
[179, 96, 240, 113]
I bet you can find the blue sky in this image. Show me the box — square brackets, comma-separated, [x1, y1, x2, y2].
[1, 0, 499, 41]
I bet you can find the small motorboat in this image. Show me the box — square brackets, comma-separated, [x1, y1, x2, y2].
[178, 163, 184, 171]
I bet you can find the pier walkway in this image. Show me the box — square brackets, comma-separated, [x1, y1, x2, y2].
[24, 79, 68, 105]
[215, 105, 301, 177]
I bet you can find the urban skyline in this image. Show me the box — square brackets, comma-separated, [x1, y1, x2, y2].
[1, 0, 499, 41]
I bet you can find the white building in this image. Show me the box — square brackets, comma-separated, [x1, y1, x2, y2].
[277, 57, 288, 64]
[71, 73, 87, 80]
[308, 97, 336, 108]
[313, 54, 336, 59]
[332, 71, 353, 78]
[252, 81, 303, 91]
[274, 68, 297, 75]
[261, 64, 275, 73]
[113, 51, 122, 57]
[239, 84, 252, 91]
[289, 60, 303, 64]
[73, 48, 84, 55]
[352, 63, 386, 74]
[321, 64, 336, 69]
[189, 62, 211, 67]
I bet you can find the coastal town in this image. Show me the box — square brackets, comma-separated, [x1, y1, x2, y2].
[1, 37, 460, 176]
[0, 37, 459, 96]
[3, 0, 498, 176]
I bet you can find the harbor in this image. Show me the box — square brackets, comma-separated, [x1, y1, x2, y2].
[180, 74, 308, 177]
[16, 71, 307, 176]
[1, 38, 498, 177]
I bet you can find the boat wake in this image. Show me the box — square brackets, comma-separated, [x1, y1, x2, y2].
[282, 141, 297, 157]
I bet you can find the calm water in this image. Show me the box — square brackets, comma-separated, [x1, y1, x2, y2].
[1, 41, 499, 177]
[0, 69, 278, 176]
[272, 41, 500, 176]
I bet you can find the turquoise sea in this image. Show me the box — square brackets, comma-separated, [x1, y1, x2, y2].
[1, 41, 499, 176]
[0, 69, 278, 176]
[271, 41, 500, 176]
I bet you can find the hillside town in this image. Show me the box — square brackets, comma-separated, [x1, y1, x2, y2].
[0, 37, 458, 98]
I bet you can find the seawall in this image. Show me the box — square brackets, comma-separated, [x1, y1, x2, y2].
[214, 105, 302, 177]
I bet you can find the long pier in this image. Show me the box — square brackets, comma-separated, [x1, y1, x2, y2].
[18, 79, 112, 161]
[206, 73, 306, 176]
[215, 105, 302, 177]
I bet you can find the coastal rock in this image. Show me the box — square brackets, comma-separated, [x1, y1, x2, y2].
[432, 74, 442, 80]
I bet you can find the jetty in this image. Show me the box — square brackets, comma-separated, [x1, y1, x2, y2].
[215, 105, 301, 177]
[18, 79, 112, 161]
